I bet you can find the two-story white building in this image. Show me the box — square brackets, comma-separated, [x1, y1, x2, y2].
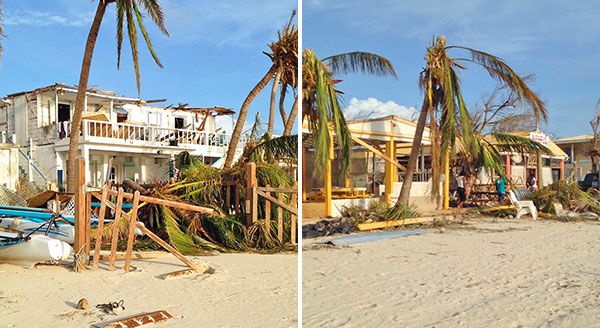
[0, 83, 244, 189]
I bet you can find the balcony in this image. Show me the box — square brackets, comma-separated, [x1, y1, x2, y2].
[58, 120, 245, 155]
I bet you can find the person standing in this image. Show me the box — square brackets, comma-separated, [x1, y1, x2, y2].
[530, 175, 537, 192]
[457, 171, 466, 208]
[495, 175, 507, 203]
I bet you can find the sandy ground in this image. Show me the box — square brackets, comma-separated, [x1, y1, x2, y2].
[303, 218, 600, 327]
[0, 252, 297, 328]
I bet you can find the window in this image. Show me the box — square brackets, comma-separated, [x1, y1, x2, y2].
[175, 117, 185, 129]
[38, 99, 56, 127]
[58, 104, 70, 123]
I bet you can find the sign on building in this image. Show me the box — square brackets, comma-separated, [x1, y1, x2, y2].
[529, 132, 549, 147]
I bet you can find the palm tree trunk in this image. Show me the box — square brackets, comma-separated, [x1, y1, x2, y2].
[66, 0, 108, 192]
[224, 65, 277, 168]
[279, 84, 288, 123]
[282, 95, 298, 136]
[267, 66, 282, 135]
[398, 97, 429, 205]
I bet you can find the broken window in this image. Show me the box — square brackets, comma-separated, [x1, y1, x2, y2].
[175, 117, 185, 129]
[58, 104, 70, 122]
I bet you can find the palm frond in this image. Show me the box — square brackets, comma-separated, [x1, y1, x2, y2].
[132, 0, 163, 68]
[136, 0, 169, 36]
[449, 45, 548, 123]
[116, 2, 125, 69]
[323, 52, 397, 78]
[123, 1, 141, 93]
[488, 133, 550, 154]
[249, 134, 298, 163]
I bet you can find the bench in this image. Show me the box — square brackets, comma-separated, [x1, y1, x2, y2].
[508, 188, 537, 220]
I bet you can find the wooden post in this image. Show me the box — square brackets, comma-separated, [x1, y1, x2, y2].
[245, 162, 257, 225]
[124, 191, 140, 273]
[108, 188, 124, 271]
[277, 190, 283, 242]
[225, 185, 231, 215]
[384, 140, 395, 207]
[560, 159, 565, 180]
[85, 192, 92, 265]
[74, 158, 86, 272]
[443, 150, 450, 210]
[290, 193, 297, 245]
[265, 184, 271, 233]
[302, 147, 306, 201]
[252, 186, 258, 225]
[235, 183, 240, 214]
[325, 137, 333, 216]
[93, 185, 109, 268]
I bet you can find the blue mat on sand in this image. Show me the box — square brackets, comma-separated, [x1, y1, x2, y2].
[318, 229, 428, 246]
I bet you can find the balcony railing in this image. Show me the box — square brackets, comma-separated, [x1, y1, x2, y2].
[79, 120, 245, 149]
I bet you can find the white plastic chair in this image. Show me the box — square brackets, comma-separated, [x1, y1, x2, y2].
[508, 190, 538, 220]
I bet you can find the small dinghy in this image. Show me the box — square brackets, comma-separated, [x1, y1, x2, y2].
[0, 234, 72, 268]
[0, 217, 75, 244]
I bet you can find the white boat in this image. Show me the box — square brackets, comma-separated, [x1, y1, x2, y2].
[0, 234, 72, 268]
[0, 217, 75, 244]
[0, 218, 145, 245]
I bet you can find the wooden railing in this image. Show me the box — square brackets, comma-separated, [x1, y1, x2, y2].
[82, 119, 245, 149]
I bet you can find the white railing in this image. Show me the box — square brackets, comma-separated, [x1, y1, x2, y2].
[82, 120, 245, 149]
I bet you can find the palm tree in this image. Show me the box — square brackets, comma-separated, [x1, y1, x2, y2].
[397, 36, 548, 205]
[66, 0, 168, 191]
[0, 0, 4, 61]
[302, 50, 396, 174]
[224, 11, 297, 168]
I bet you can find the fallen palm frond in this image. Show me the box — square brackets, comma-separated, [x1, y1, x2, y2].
[530, 180, 600, 215]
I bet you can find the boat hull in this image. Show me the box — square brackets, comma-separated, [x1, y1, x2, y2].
[0, 235, 72, 268]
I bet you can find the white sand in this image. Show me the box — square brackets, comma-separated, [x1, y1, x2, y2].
[0, 252, 297, 327]
[303, 218, 600, 327]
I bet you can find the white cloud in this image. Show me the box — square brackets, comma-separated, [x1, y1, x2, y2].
[343, 97, 418, 122]
[4, 10, 92, 27]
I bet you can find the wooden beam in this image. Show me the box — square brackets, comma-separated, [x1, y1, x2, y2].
[325, 141, 332, 217]
[291, 193, 297, 245]
[0, 226, 24, 234]
[256, 189, 298, 215]
[162, 268, 196, 280]
[106, 189, 213, 214]
[277, 191, 283, 242]
[92, 185, 109, 268]
[357, 217, 434, 231]
[245, 162, 257, 225]
[443, 150, 450, 210]
[350, 134, 406, 171]
[85, 192, 92, 265]
[101, 199, 207, 272]
[265, 185, 271, 233]
[370, 140, 384, 153]
[479, 205, 515, 212]
[74, 158, 86, 272]
[108, 188, 124, 271]
[92, 252, 169, 261]
[256, 187, 299, 193]
[104, 310, 173, 328]
[302, 146, 306, 201]
[385, 140, 395, 206]
[124, 191, 140, 273]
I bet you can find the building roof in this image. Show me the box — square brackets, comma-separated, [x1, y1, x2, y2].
[484, 131, 568, 158]
[553, 134, 594, 144]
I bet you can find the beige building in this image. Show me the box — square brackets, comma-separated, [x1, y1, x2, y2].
[554, 134, 594, 181]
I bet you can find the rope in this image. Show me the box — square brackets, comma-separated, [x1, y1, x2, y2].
[96, 300, 125, 314]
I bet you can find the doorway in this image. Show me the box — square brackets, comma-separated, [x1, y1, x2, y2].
[58, 104, 70, 122]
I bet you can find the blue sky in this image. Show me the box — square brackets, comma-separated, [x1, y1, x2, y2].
[0, 0, 297, 134]
[304, 0, 600, 138]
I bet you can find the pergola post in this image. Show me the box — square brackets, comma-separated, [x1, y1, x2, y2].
[384, 140, 395, 207]
[325, 147, 332, 217]
[560, 158, 565, 180]
[302, 146, 306, 201]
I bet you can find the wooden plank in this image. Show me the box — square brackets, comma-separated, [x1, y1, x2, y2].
[256, 187, 299, 193]
[256, 190, 298, 215]
[102, 195, 208, 273]
[108, 188, 124, 271]
[265, 185, 271, 232]
[235, 184, 240, 214]
[0, 226, 24, 234]
[74, 158, 86, 272]
[480, 205, 515, 212]
[350, 134, 405, 171]
[85, 192, 92, 265]
[290, 193, 297, 245]
[251, 186, 258, 225]
[161, 268, 196, 280]
[124, 191, 140, 273]
[92, 252, 169, 261]
[92, 185, 109, 268]
[245, 162, 256, 225]
[106, 189, 213, 214]
[357, 217, 434, 231]
[277, 191, 283, 242]
[104, 310, 173, 328]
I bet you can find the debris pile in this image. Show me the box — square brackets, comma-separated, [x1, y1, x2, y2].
[530, 180, 600, 219]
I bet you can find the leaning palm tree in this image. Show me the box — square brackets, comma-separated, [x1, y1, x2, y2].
[224, 11, 297, 168]
[67, 0, 168, 191]
[302, 49, 397, 174]
[397, 36, 548, 205]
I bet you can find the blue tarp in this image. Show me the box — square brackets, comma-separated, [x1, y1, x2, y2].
[318, 229, 428, 246]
